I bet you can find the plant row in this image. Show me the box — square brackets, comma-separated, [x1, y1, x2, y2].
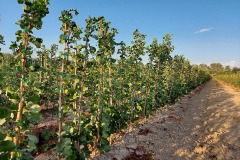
[0, 1, 211, 159]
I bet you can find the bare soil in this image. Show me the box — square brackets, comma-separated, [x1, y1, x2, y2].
[96, 79, 240, 160]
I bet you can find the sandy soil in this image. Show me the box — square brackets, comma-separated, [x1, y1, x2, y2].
[95, 79, 240, 160]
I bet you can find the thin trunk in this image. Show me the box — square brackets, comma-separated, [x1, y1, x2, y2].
[119, 60, 124, 131]
[108, 60, 113, 107]
[58, 24, 67, 145]
[73, 48, 77, 114]
[144, 65, 150, 117]
[96, 65, 103, 150]
[153, 63, 159, 108]
[11, 31, 29, 158]
[96, 19, 104, 151]
[40, 53, 43, 83]
[132, 62, 137, 122]
[73, 48, 80, 152]
[77, 47, 88, 152]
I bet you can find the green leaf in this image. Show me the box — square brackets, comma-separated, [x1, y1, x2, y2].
[29, 95, 40, 103]
[0, 140, 15, 152]
[63, 138, 71, 145]
[0, 133, 6, 140]
[63, 145, 73, 157]
[102, 131, 109, 139]
[101, 145, 110, 152]
[36, 38, 43, 43]
[25, 1, 32, 6]
[28, 134, 39, 144]
[64, 15, 70, 19]
[0, 107, 10, 119]
[29, 104, 41, 113]
[56, 142, 63, 152]
[74, 78, 80, 84]
[9, 104, 18, 111]
[41, 131, 51, 140]
[0, 152, 10, 160]
[80, 135, 87, 142]
[83, 86, 88, 92]
[70, 127, 74, 134]
[110, 58, 116, 63]
[33, 87, 42, 95]
[29, 65, 35, 71]
[136, 105, 142, 111]
[27, 112, 42, 124]
[18, 0, 24, 4]
[101, 138, 109, 146]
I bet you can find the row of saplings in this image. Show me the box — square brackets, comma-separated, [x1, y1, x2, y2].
[0, 0, 211, 159]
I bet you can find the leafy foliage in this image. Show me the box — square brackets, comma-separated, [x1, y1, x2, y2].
[210, 63, 224, 73]
[0, 0, 49, 159]
[215, 72, 240, 88]
[0, 34, 4, 59]
[0, 2, 211, 159]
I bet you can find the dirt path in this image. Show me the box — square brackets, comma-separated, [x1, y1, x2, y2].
[96, 79, 240, 160]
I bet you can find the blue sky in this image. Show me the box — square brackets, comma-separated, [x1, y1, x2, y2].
[0, 0, 240, 67]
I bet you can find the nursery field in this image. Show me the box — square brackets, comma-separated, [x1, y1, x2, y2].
[3, 0, 237, 160]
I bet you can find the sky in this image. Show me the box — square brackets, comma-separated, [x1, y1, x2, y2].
[0, 0, 240, 67]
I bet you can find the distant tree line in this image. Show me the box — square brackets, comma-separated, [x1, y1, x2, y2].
[199, 63, 240, 74]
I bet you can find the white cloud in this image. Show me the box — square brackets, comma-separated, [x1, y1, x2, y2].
[223, 61, 240, 68]
[195, 27, 213, 33]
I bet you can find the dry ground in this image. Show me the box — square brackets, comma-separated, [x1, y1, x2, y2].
[95, 79, 240, 160]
